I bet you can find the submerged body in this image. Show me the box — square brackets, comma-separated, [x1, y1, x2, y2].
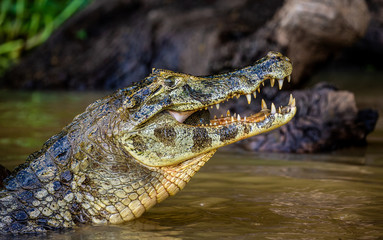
[0, 52, 296, 234]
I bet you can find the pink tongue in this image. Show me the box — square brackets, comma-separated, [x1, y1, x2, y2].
[168, 110, 196, 123]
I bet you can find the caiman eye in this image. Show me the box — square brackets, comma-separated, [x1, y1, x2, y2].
[164, 76, 178, 88]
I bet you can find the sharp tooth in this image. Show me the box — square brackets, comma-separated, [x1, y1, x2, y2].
[216, 103, 220, 110]
[262, 82, 265, 86]
[204, 107, 207, 110]
[278, 107, 281, 113]
[226, 110, 230, 116]
[278, 79, 284, 90]
[214, 115, 217, 119]
[244, 116, 247, 121]
[257, 88, 260, 93]
[253, 92, 256, 99]
[234, 113, 237, 117]
[221, 114, 224, 118]
[261, 99, 267, 110]
[289, 94, 293, 105]
[246, 94, 251, 104]
[271, 103, 276, 114]
[270, 78, 275, 87]
[291, 97, 296, 107]
[237, 114, 241, 121]
[236, 94, 240, 99]
[231, 116, 234, 122]
[287, 75, 291, 82]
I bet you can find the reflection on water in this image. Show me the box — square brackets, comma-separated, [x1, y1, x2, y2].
[0, 91, 105, 170]
[0, 89, 382, 239]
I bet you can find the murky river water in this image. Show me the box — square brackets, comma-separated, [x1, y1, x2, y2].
[0, 72, 382, 239]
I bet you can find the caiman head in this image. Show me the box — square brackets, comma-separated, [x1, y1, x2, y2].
[118, 51, 296, 167]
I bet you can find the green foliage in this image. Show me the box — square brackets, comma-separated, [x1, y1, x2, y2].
[0, 0, 91, 76]
[75, 29, 87, 40]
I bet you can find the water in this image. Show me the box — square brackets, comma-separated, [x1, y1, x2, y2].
[0, 85, 382, 239]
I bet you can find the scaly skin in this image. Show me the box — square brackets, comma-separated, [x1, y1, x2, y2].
[0, 52, 296, 234]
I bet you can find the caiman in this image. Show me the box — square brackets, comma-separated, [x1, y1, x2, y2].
[0, 52, 296, 234]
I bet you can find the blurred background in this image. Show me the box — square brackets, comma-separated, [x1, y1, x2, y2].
[0, 0, 382, 157]
[0, 1, 383, 238]
[0, 0, 382, 155]
[0, 0, 382, 153]
[0, 0, 382, 90]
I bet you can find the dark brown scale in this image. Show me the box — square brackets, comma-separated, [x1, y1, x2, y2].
[154, 126, 177, 146]
[219, 125, 239, 142]
[183, 109, 210, 126]
[191, 128, 212, 153]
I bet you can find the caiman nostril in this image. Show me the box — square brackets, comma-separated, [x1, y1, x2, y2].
[267, 51, 283, 58]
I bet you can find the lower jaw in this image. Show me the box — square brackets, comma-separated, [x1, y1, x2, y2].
[169, 94, 295, 127]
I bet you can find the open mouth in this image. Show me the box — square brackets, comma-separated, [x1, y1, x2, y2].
[168, 75, 296, 127]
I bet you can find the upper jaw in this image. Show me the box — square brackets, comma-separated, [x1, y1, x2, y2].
[166, 59, 292, 116]
[167, 72, 295, 126]
[162, 51, 293, 125]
